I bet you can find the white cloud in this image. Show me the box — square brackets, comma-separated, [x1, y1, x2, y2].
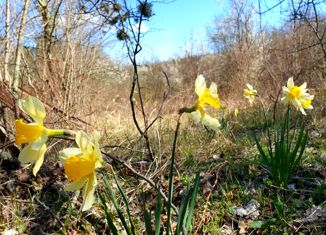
[132, 23, 149, 33]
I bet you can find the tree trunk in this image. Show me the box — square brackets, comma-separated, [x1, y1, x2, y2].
[4, 0, 11, 85]
[12, 0, 30, 118]
[12, 0, 31, 93]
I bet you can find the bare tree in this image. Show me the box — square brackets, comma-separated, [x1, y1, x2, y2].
[12, 0, 30, 94]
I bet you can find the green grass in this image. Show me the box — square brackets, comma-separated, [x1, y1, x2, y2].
[1, 101, 326, 234]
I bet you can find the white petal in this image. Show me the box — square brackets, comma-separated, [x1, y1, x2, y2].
[19, 96, 46, 125]
[209, 82, 218, 98]
[191, 110, 201, 123]
[195, 75, 206, 96]
[32, 144, 46, 176]
[281, 96, 287, 103]
[202, 114, 221, 131]
[287, 77, 294, 89]
[91, 131, 101, 145]
[246, 84, 253, 90]
[76, 131, 93, 154]
[292, 99, 302, 110]
[18, 143, 38, 163]
[31, 131, 48, 150]
[299, 107, 307, 115]
[300, 82, 307, 91]
[59, 147, 82, 164]
[64, 177, 87, 191]
[282, 86, 290, 93]
[81, 174, 97, 211]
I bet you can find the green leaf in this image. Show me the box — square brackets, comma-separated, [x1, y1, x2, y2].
[98, 191, 119, 235]
[175, 188, 191, 235]
[185, 172, 200, 231]
[114, 176, 136, 235]
[103, 176, 132, 235]
[143, 196, 153, 235]
[249, 220, 265, 229]
[155, 187, 163, 235]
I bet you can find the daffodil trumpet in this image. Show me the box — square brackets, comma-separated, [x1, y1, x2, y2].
[16, 121, 74, 145]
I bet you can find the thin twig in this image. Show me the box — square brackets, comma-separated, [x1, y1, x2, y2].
[34, 197, 64, 227]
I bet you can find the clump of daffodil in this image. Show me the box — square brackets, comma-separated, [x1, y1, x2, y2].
[181, 75, 224, 131]
[15, 96, 68, 176]
[60, 131, 103, 211]
[281, 77, 314, 115]
[244, 83, 257, 104]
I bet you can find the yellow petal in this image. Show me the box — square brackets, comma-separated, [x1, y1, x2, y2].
[90, 131, 104, 167]
[19, 96, 46, 125]
[199, 89, 221, 109]
[64, 177, 87, 191]
[234, 108, 239, 117]
[15, 119, 44, 145]
[289, 86, 302, 99]
[244, 89, 253, 97]
[81, 173, 97, 211]
[301, 99, 313, 109]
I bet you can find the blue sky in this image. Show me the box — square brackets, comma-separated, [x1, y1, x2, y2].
[109, 0, 224, 62]
[108, 0, 293, 62]
[140, 0, 222, 61]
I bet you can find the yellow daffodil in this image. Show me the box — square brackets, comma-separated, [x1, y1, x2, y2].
[15, 96, 67, 176]
[190, 75, 222, 131]
[281, 77, 314, 115]
[15, 96, 49, 176]
[60, 131, 103, 211]
[234, 108, 239, 117]
[244, 83, 257, 104]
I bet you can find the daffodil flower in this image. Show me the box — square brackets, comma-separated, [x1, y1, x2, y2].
[189, 75, 222, 131]
[281, 77, 314, 115]
[234, 108, 239, 117]
[60, 131, 103, 211]
[244, 83, 257, 104]
[15, 96, 65, 176]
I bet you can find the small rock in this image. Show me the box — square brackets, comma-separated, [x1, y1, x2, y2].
[287, 183, 296, 190]
[311, 130, 320, 138]
[3, 229, 18, 235]
[212, 154, 219, 160]
[233, 199, 260, 220]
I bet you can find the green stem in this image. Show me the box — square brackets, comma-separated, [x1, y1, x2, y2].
[166, 113, 182, 235]
[179, 106, 196, 114]
[46, 129, 76, 138]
